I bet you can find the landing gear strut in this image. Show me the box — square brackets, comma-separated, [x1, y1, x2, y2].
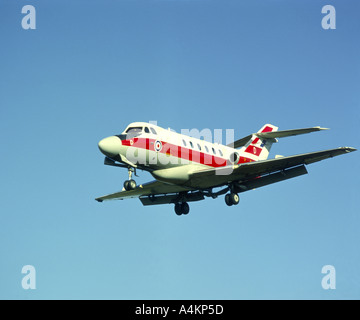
[124, 167, 137, 191]
[174, 202, 190, 216]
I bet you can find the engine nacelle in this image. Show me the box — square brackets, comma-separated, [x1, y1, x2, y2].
[151, 165, 193, 185]
[229, 151, 240, 164]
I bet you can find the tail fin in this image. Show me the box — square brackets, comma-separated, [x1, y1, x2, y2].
[238, 124, 278, 162]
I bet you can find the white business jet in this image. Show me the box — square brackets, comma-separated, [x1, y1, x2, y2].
[96, 122, 355, 215]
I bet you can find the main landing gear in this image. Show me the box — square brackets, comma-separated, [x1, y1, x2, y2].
[225, 192, 240, 206]
[174, 202, 190, 216]
[123, 167, 137, 191]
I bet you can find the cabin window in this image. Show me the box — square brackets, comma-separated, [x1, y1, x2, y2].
[212, 147, 216, 155]
[197, 144, 201, 151]
[205, 146, 209, 153]
[219, 149, 223, 157]
[144, 127, 150, 133]
[150, 128, 157, 135]
[190, 141, 194, 149]
[182, 139, 187, 147]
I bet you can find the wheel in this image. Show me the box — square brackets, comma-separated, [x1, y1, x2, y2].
[174, 203, 182, 216]
[181, 202, 190, 215]
[124, 179, 136, 191]
[128, 179, 136, 190]
[225, 194, 233, 206]
[123, 180, 130, 191]
[230, 193, 239, 205]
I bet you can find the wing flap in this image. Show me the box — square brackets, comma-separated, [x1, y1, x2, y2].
[236, 165, 308, 192]
[139, 191, 205, 206]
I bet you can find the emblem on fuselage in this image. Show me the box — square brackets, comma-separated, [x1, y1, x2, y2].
[154, 140, 162, 152]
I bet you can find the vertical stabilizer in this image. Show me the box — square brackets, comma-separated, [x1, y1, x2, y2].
[238, 124, 278, 162]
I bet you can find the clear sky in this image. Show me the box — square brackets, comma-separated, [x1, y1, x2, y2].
[0, 0, 359, 299]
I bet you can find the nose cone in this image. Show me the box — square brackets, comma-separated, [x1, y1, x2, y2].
[98, 136, 122, 157]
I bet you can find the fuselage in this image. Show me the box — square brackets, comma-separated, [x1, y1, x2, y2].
[98, 122, 257, 185]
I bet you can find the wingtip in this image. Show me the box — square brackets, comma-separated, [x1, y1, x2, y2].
[316, 126, 330, 131]
[338, 146, 357, 153]
[95, 198, 103, 202]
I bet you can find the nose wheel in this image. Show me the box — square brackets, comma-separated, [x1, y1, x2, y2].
[124, 179, 136, 191]
[123, 167, 137, 191]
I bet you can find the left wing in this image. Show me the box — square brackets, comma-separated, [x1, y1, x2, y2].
[188, 147, 356, 188]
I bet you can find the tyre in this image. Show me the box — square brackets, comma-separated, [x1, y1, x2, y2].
[174, 203, 182, 216]
[225, 194, 233, 206]
[181, 202, 190, 215]
[128, 179, 136, 190]
[123, 180, 130, 191]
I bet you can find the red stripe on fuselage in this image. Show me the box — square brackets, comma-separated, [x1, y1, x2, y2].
[239, 156, 254, 164]
[120, 137, 254, 168]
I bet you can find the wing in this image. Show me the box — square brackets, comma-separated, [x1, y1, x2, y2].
[96, 147, 356, 205]
[95, 180, 195, 203]
[189, 147, 356, 188]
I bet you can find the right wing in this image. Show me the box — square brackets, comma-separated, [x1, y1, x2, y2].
[95, 180, 193, 202]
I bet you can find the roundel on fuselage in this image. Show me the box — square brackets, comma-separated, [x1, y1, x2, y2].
[154, 140, 162, 152]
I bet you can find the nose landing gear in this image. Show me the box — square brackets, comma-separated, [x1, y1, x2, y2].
[124, 179, 136, 191]
[123, 167, 137, 191]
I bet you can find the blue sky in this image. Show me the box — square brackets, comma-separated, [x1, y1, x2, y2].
[0, 0, 359, 299]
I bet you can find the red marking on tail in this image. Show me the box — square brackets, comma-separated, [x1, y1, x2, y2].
[261, 126, 273, 133]
[245, 145, 262, 156]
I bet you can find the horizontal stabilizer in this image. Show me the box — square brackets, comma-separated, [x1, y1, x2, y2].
[256, 126, 329, 140]
[228, 126, 328, 149]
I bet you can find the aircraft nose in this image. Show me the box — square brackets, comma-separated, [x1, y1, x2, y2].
[98, 136, 122, 157]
